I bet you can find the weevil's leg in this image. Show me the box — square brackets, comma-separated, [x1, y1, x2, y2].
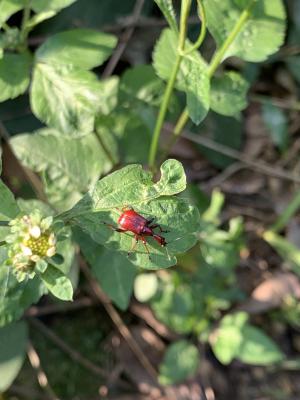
[140, 236, 151, 260]
[149, 223, 170, 233]
[102, 222, 127, 233]
[146, 217, 155, 225]
[127, 234, 139, 257]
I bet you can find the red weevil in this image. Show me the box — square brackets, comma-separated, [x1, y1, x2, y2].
[103, 207, 168, 258]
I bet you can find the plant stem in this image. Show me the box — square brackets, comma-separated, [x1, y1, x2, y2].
[164, 0, 257, 157]
[19, 0, 31, 48]
[270, 190, 300, 233]
[148, 0, 192, 169]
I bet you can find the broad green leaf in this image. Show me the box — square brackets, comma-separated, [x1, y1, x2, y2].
[11, 129, 117, 211]
[211, 312, 284, 365]
[0, 264, 46, 327]
[0, 147, 2, 174]
[0, 0, 24, 27]
[211, 71, 249, 116]
[30, 63, 102, 136]
[262, 103, 288, 151]
[36, 29, 117, 69]
[63, 159, 186, 215]
[154, 0, 178, 33]
[31, 0, 77, 13]
[0, 320, 27, 391]
[97, 77, 119, 115]
[203, 0, 286, 62]
[153, 28, 210, 124]
[134, 273, 158, 302]
[61, 160, 199, 269]
[152, 283, 196, 333]
[238, 325, 284, 365]
[159, 340, 199, 385]
[0, 53, 31, 102]
[77, 230, 136, 310]
[41, 265, 73, 301]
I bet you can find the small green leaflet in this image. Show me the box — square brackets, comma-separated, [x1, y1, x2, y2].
[210, 71, 249, 116]
[0, 53, 32, 102]
[153, 28, 210, 125]
[210, 312, 284, 365]
[203, 0, 287, 62]
[61, 160, 200, 269]
[41, 264, 73, 301]
[159, 340, 199, 385]
[154, 0, 178, 33]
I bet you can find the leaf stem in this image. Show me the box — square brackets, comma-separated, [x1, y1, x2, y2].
[270, 190, 300, 234]
[164, 0, 257, 157]
[148, 0, 192, 170]
[19, 0, 31, 48]
[183, 0, 206, 55]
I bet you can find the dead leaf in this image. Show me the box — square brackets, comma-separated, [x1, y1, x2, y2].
[239, 272, 300, 314]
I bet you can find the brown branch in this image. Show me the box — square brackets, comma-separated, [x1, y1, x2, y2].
[101, 0, 145, 78]
[28, 317, 109, 378]
[27, 341, 59, 400]
[164, 123, 300, 184]
[80, 258, 159, 383]
[25, 297, 94, 317]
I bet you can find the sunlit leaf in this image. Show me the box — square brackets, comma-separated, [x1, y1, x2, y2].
[203, 0, 286, 62]
[61, 160, 199, 269]
[36, 29, 117, 69]
[0, 320, 28, 391]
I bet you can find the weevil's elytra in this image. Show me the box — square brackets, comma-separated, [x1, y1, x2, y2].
[103, 207, 169, 259]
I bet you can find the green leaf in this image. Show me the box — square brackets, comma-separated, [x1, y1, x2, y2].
[0, 320, 28, 391]
[31, 0, 77, 13]
[0, 180, 19, 220]
[159, 340, 199, 385]
[11, 128, 117, 211]
[30, 63, 102, 136]
[153, 28, 210, 124]
[211, 312, 284, 365]
[134, 273, 158, 302]
[203, 0, 287, 62]
[262, 103, 288, 151]
[211, 71, 249, 116]
[0, 264, 46, 327]
[119, 65, 164, 107]
[0, 0, 24, 28]
[41, 264, 73, 301]
[61, 160, 199, 269]
[185, 58, 210, 125]
[36, 29, 117, 69]
[154, 0, 178, 33]
[0, 53, 31, 102]
[77, 230, 136, 310]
